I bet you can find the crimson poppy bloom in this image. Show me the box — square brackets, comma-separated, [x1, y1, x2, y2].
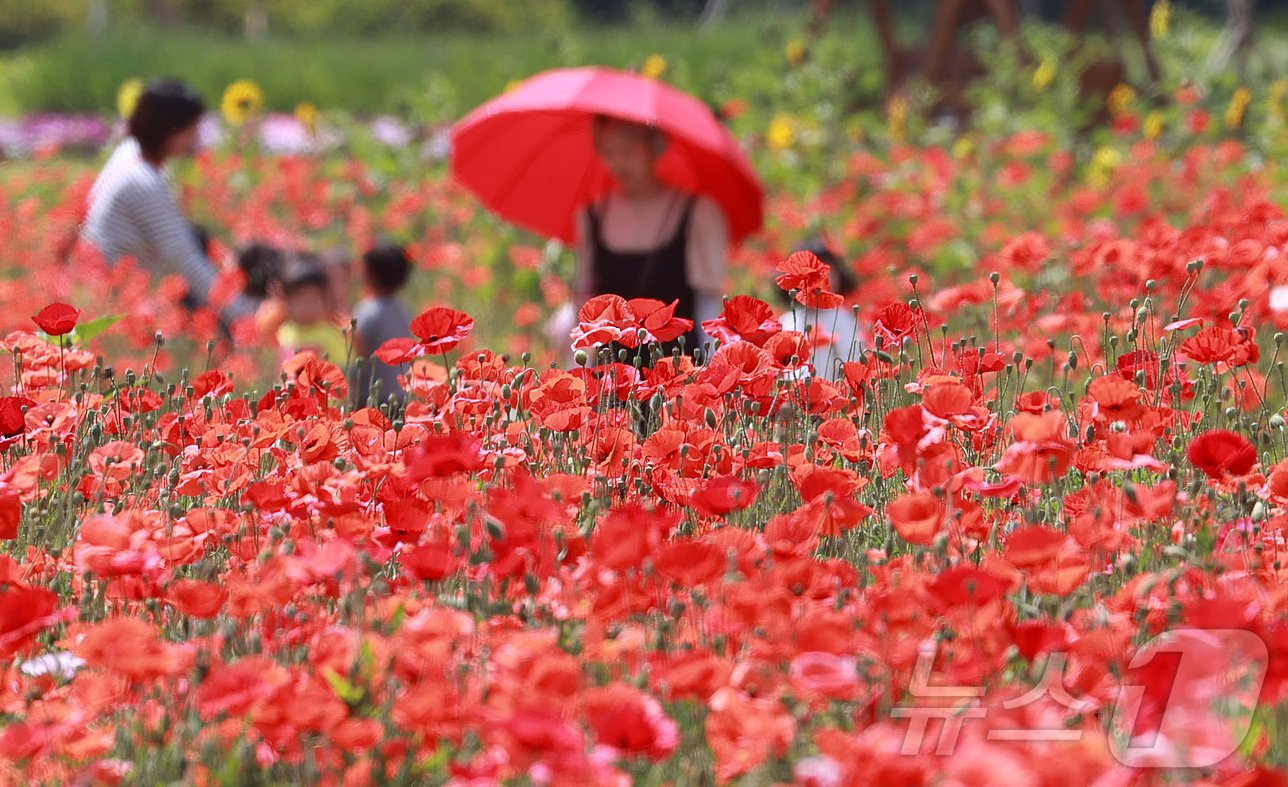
[629, 298, 694, 343]
[1188, 429, 1258, 479]
[776, 251, 844, 309]
[1180, 326, 1260, 370]
[872, 302, 920, 346]
[405, 433, 486, 479]
[922, 381, 974, 418]
[582, 683, 680, 761]
[0, 396, 34, 440]
[375, 337, 427, 365]
[702, 295, 782, 347]
[400, 542, 463, 581]
[410, 307, 475, 353]
[33, 303, 80, 336]
[0, 587, 68, 656]
[655, 538, 727, 587]
[690, 475, 760, 517]
[1087, 375, 1146, 422]
[888, 492, 945, 545]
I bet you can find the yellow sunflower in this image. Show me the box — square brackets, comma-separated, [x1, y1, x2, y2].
[1032, 57, 1057, 91]
[1144, 111, 1165, 140]
[785, 39, 807, 67]
[1108, 83, 1136, 119]
[1150, 0, 1171, 40]
[766, 114, 796, 151]
[221, 79, 265, 127]
[295, 102, 320, 135]
[641, 54, 668, 80]
[117, 78, 144, 119]
[1225, 87, 1252, 130]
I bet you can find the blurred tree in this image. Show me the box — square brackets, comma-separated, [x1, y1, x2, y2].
[701, 0, 736, 26]
[0, 0, 86, 48]
[1207, 0, 1255, 77]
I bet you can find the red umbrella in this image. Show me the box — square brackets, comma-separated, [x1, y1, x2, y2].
[451, 66, 763, 245]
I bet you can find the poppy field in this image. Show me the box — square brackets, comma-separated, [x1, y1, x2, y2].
[8, 52, 1288, 787]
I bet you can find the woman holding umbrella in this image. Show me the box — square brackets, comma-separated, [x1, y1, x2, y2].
[572, 115, 728, 358]
[452, 66, 763, 365]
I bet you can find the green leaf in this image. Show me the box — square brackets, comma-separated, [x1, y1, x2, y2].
[73, 314, 124, 345]
[321, 667, 363, 704]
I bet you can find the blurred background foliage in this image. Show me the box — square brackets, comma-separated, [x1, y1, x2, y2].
[4, 0, 1288, 142]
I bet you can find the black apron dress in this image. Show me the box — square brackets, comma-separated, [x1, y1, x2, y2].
[587, 195, 699, 367]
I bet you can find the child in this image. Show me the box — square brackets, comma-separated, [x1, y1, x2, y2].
[775, 241, 865, 379]
[351, 243, 413, 408]
[276, 254, 349, 364]
[237, 242, 285, 303]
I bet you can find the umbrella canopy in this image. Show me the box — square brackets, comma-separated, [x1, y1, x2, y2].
[451, 66, 763, 245]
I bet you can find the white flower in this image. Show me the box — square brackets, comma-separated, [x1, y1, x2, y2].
[370, 116, 412, 148]
[20, 651, 86, 680]
[1270, 285, 1288, 313]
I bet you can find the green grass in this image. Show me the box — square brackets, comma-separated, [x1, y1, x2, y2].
[0, 11, 822, 120]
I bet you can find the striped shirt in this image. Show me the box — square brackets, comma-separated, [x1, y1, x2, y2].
[82, 139, 249, 316]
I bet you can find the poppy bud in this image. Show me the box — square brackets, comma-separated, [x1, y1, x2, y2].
[989, 271, 1000, 285]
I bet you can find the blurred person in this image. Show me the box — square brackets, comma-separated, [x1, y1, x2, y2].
[81, 79, 253, 323]
[571, 115, 729, 364]
[237, 242, 285, 305]
[775, 241, 865, 379]
[275, 255, 349, 365]
[351, 243, 413, 408]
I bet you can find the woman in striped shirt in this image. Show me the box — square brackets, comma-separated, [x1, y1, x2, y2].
[81, 80, 252, 321]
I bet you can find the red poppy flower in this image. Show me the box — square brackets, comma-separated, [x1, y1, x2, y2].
[405, 433, 485, 479]
[33, 303, 80, 336]
[369, 338, 421, 366]
[196, 657, 284, 720]
[1087, 375, 1146, 421]
[887, 492, 945, 545]
[400, 541, 463, 581]
[928, 564, 1011, 609]
[592, 504, 680, 572]
[0, 396, 34, 439]
[999, 232, 1050, 272]
[410, 307, 475, 353]
[167, 579, 228, 619]
[922, 382, 974, 418]
[0, 490, 19, 540]
[582, 683, 680, 761]
[629, 298, 694, 343]
[872, 302, 920, 346]
[788, 652, 863, 702]
[0, 586, 69, 656]
[763, 331, 813, 369]
[655, 538, 726, 587]
[1188, 429, 1257, 479]
[690, 475, 760, 517]
[1179, 326, 1260, 369]
[776, 251, 844, 309]
[1003, 525, 1069, 567]
[702, 295, 782, 347]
